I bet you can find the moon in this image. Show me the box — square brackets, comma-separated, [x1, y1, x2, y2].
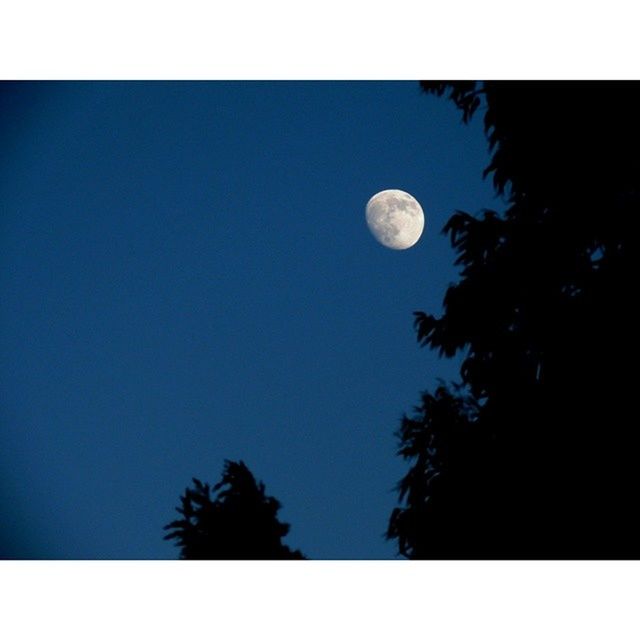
[365, 189, 425, 250]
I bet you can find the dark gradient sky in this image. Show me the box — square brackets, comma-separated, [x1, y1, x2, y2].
[0, 81, 496, 559]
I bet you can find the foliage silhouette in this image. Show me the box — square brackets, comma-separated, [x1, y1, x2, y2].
[164, 460, 305, 559]
[388, 82, 639, 558]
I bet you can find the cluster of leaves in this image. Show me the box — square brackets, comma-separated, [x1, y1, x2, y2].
[164, 460, 305, 559]
[388, 82, 639, 558]
[387, 384, 485, 558]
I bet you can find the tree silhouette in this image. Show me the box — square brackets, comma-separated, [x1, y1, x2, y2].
[164, 460, 305, 559]
[388, 82, 639, 558]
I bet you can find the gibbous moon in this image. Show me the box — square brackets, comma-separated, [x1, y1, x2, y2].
[366, 189, 425, 250]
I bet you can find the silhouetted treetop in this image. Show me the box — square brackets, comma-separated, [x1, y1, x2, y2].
[415, 82, 636, 399]
[164, 460, 305, 559]
[389, 81, 639, 558]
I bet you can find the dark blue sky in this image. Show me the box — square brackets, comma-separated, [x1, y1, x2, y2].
[1, 81, 496, 559]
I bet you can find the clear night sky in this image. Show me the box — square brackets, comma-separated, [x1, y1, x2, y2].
[1, 81, 496, 559]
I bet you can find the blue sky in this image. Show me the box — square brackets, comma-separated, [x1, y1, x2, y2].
[0, 81, 496, 558]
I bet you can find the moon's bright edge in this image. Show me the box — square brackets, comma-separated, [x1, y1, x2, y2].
[365, 189, 425, 250]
